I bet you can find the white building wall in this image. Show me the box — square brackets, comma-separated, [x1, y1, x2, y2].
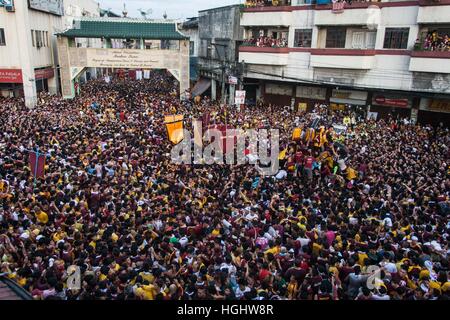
[239, 4, 450, 95]
[0, 0, 99, 105]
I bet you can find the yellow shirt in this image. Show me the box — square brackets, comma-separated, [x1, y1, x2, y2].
[358, 252, 368, 266]
[265, 246, 280, 256]
[36, 211, 49, 224]
[136, 284, 157, 300]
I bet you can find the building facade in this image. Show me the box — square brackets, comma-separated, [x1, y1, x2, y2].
[0, 0, 99, 107]
[239, 0, 450, 125]
[178, 17, 200, 83]
[197, 5, 244, 104]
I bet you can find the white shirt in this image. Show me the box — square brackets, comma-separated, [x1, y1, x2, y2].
[276, 170, 287, 180]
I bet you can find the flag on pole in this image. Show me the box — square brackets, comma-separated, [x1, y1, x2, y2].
[278, 148, 287, 160]
[164, 115, 184, 144]
[202, 112, 211, 130]
[292, 128, 302, 141]
[29, 150, 46, 178]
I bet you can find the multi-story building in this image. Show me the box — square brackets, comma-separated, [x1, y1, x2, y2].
[239, 0, 450, 125]
[0, 0, 99, 106]
[178, 17, 200, 84]
[196, 5, 244, 104]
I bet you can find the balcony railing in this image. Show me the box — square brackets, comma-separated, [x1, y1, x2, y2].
[414, 34, 450, 52]
[244, 0, 292, 8]
[242, 37, 289, 48]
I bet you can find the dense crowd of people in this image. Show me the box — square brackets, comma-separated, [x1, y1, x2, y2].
[0, 72, 449, 300]
[245, 0, 286, 7]
[420, 31, 450, 52]
[243, 36, 288, 48]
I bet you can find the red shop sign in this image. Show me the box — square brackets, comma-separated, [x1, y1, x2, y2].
[374, 96, 409, 108]
[0, 69, 23, 83]
[35, 68, 54, 80]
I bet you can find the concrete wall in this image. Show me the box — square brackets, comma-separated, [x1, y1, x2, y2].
[0, 0, 99, 106]
[239, 4, 450, 95]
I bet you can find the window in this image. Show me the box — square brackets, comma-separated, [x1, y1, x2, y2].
[294, 29, 312, 47]
[45, 31, 49, 47]
[326, 28, 346, 48]
[31, 30, 35, 47]
[384, 28, 409, 49]
[0, 28, 5, 46]
[36, 31, 42, 47]
[189, 41, 195, 55]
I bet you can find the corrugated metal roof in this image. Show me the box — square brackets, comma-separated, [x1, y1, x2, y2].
[58, 18, 188, 40]
[0, 276, 33, 300]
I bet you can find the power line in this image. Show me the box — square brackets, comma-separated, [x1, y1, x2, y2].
[240, 52, 450, 83]
[245, 67, 450, 96]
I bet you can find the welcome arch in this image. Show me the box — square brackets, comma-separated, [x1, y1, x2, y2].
[56, 18, 190, 99]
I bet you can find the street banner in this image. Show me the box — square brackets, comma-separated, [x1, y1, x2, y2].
[298, 103, 307, 112]
[235, 90, 246, 105]
[164, 115, 184, 144]
[29, 150, 46, 178]
[228, 76, 238, 85]
[292, 128, 302, 141]
[202, 112, 211, 130]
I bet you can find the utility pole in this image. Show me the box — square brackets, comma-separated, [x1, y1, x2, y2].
[209, 43, 228, 104]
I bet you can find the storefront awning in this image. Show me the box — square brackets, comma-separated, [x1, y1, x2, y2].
[191, 78, 211, 97]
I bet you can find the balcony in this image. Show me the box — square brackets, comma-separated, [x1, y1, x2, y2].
[242, 0, 294, 11]
[310, 48, 376, 69]
[241, 5, 292, 26]
[409, 50, 450, 74]
[314, 2, 383, 26]
[239, 46, 289, 65]
[417, 0, 450, 24]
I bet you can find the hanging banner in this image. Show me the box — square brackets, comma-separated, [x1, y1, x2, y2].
[292, 127, 302, 141]
[235, 90, 246, 105]
[28, 151, 46, 178]
[34, 67, 55, 80]
[128, 69, 136, 80]
[367, 111, 378, 120]
[202, 112, 211, 129]
[298, 103, 307, 112]
[373, 95, 410, 108]
[0, 69, 23, 83]
[143, 70, 151, 79]
[136, 70, 143, 80]
[164, 115, 184, 144]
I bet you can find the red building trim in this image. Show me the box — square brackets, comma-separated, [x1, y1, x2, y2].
[242, 5, 295, 12]
[410, 50, 450, 59]
[313, 0, 419, 10]
[239, 46, 290, 53]
[242, 0, 448, 13]
[289, 47, 312, 53]
[240, 47, 414, 56]
[374, 49, 411, 55]
[310, 48, 376, 56]
[418, 0, 450, 6]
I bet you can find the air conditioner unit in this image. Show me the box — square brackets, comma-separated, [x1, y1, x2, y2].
[5, 3, 15, 12]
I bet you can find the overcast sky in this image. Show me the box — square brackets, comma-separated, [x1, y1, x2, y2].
[97, 0, 243, 20]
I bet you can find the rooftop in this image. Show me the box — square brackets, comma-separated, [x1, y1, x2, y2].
[58, 17, 188, 40]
